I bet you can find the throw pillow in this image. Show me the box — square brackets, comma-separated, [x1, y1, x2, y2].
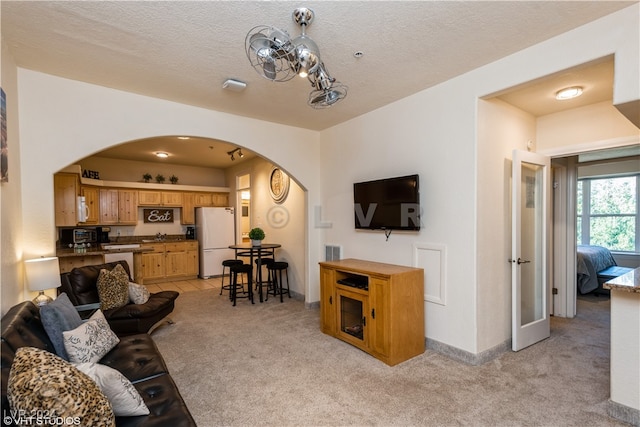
[97, 264, 130, 310]
[74, 363, 150, 416]
[7, 347, 115, 426]
[63, 310, 120, 364]
[128, 282, 150, 305]
[39, 292, 83, 360]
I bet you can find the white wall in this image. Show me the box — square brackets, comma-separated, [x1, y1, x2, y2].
[0, 39, 24, 313]
[225, 157, 306, 297]
[319, 4, 639, 355]
[537, 101, 639, 153]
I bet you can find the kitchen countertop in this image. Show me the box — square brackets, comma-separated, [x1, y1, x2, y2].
[603, 267, 640, 293]
[56, 235, 197, 258]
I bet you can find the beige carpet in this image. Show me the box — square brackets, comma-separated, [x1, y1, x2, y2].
[151, 288, 625, 426]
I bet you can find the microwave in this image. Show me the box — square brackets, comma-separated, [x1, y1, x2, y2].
[60, 228, 97, 245]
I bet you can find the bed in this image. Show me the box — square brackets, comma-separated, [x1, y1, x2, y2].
[576, 245, 633, 294]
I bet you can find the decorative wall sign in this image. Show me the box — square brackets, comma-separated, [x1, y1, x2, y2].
[269, 167, 290, 204]
[82, 169, 100, 179]
[143, 209, 174, 223]
[1, 88, 7, 183]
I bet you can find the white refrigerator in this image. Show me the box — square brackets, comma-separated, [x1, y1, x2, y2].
[196, 207, 236, 278]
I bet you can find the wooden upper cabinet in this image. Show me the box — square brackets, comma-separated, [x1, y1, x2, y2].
[79, 186, 99, 225]
[192, 192, 211, 206]
[100, 188, 138, 225]
[54, 173, 79, 227]
[138, 190, 182, 207]
[181, 193, 196, 225]
[118, 190, 138, 224]
[138, 190, 162, 206]
[212, 192, 229, 207]
[99, 189, 119, 224]
[162, 191, 183, 206]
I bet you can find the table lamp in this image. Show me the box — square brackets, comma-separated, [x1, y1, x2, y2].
[24, 257, 61, 306]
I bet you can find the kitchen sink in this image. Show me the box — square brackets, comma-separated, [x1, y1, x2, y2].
[102, 244, 141, 250]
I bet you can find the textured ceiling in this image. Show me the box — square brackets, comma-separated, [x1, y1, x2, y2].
[1, 1, 633, 167]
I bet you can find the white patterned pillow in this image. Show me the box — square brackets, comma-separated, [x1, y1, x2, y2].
[8, 347, 115, 426]
[128, 282, 150, 304]
[63, 310, 120, 363]
[74, 362, 150, 416]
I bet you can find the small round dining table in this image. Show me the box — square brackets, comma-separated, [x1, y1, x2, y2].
[228, 243, 281, 303]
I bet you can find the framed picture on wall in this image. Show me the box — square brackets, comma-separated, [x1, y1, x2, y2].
[269, 167, 289, 204]
[1, 88, 7, 183]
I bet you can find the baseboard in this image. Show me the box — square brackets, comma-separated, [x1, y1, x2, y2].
[305, 300, 320, 309]
[607, 400, 640, 426]
[426, 337, 511, 366]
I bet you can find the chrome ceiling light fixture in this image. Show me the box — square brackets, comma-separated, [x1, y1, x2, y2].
[245, 7, 347, 108]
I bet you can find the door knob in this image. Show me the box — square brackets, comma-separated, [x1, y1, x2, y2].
[517, 258, 530, 265]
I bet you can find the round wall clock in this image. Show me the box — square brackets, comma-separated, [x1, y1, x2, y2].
[269, 167, 290, 204]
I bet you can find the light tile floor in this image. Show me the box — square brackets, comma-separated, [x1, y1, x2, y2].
[145, 277, 223, 294]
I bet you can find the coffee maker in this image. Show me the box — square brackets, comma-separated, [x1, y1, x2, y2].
[96, 227, 111, 244]
[186, 227, 195, 240]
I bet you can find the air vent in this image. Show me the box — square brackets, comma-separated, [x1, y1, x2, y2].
[325, 245, 342, 261]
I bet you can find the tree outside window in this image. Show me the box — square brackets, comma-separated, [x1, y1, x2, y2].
[577, 175, 638, 252]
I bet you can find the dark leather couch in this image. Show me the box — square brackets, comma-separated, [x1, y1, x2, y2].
[1, 301, 196, 426]
[59, 261, 179, 336]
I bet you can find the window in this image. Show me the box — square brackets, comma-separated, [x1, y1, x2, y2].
[577, 175, 639, 252]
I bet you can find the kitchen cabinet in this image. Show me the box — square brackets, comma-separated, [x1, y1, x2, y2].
[140, 241, 198, 284]
[319, 258, 424, 366]
[181, 192, 228, 224]
[181, 193, 196, 225]
[79, 186, 100, 225]
[138, 190, 183, 207]
[54, 173, 79, 226]
[212, 192, 229, 206]
[99, 188, 138, 225]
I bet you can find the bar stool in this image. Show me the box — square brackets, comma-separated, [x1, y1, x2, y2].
[230, 264, 254, 306]
[254, 258, 274, 291]
[266, 261, 290, 303]
[220, 259, 243, 297]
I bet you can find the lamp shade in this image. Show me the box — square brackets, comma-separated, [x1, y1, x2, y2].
[25, 257, 61, 292]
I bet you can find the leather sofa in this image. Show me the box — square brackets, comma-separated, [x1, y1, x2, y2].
[1, 301, 196, 426]
[59, 261, 179, 336]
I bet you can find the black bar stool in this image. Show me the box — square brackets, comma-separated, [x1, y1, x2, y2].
[220, 259, 243, 297]
[266, 261, 290, 303]
[230, 264, 254, 306]
[254, 257, 274, 291]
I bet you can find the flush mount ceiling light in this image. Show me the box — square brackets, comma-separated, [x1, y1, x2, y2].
[155, 152, 169, 158]
[555, 86, 583, 100]
[227, 147, 244, 161]
[245, 7, 348, 108]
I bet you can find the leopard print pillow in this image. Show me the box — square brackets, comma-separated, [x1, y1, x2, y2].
[7, 347, 115, 426]
[97, 264, 130, 310]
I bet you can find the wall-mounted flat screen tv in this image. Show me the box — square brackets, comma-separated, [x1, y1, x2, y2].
[353, 174, 420, 231]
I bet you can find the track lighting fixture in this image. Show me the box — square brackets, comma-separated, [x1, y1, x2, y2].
[245, 7, 347, 108]
[227, 148, 244, 161]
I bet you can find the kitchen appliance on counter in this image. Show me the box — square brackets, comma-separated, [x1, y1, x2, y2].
[60, 228, 97, 246]
[186, 227, 195, 240]
[96, 226, 111, 244]
[196, 207, 235, 278]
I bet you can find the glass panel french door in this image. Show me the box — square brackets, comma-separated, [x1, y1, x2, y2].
[512, 150, 550, 351]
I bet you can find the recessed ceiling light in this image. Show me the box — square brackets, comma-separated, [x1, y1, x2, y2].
[555, 86, 583, 100]
[155, 152, 169, 158]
